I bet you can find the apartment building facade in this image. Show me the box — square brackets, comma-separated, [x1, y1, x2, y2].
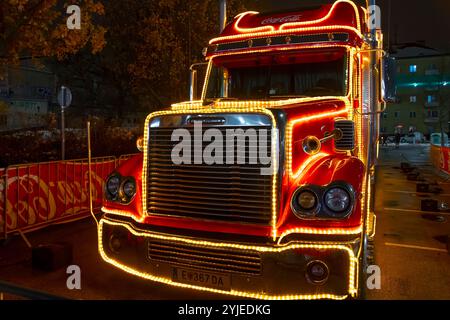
[381, 46, 450, 137]
[0, 61, 56, 131]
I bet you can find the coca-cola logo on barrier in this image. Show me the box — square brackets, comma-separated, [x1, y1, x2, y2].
[261, 15, 303, 25]
[0, 161, 114, 232]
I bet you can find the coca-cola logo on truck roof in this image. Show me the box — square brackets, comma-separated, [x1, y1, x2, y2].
[261, 15, 303, 25]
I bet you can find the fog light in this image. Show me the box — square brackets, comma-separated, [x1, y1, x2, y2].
[109, 234, 122, 254]
[306, 260, 329, 284]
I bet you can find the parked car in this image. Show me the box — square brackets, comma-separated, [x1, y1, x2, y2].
[386, 136, 395, 143]
[400, 132, 425, 144]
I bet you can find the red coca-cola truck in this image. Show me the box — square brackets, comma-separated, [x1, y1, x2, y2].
[98, 0, 391, 299]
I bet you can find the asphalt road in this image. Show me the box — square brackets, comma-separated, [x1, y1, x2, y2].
[0, 217, 222, 300]
[367, 143, 450, 299]
[0, 143, 449, 300]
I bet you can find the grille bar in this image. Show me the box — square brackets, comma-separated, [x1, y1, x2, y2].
[148, 239, 262, 275]
[149, 187, 271, 199]
[149, 191, 270, 204]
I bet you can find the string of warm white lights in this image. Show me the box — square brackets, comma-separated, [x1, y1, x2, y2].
[209, 0, 363, 44]
[98, 218, 358, 299]
[141, 106, 279, 239]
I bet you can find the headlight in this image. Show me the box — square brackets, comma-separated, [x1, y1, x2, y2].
[297, 190, 317, 210]
[324, 187, 351, 213]
[106, 175, 121, 197]
[122, 178, 136, 198]
[291, 188, 319, 217]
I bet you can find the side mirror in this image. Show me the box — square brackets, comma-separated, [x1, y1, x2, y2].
[380, 55, 397, 104]
[136, 136, 144, 152]
[189, 63, 208, 101]
[189, 68, 198, 101]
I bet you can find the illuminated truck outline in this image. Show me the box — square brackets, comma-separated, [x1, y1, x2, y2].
[98, 0, 389, 299]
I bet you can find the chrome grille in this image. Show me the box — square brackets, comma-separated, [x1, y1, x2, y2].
[146, 114, 274, 224]
[148, 238, 262, 275]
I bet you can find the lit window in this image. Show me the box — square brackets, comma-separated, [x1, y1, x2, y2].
[427, 95, 437, 103]
[409, 65, 417, 73]
[409, 96, 417, 103]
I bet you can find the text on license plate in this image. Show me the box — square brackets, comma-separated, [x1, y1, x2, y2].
[172, 267, 231, 291]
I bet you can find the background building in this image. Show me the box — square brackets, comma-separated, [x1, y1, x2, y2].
[0, 59, 146, 132]
[381, 44, 450, 137]
[0, 60, 56, 131]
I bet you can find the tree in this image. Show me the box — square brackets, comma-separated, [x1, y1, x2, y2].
[102, 0, 246, 111]
[19, 0, 247, 118]
[0, 0, 106, 66]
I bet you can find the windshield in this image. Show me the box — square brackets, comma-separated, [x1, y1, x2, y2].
[205, 49, 348, 100]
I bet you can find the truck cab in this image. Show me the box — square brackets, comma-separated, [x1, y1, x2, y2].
[99, 0, 385, 299]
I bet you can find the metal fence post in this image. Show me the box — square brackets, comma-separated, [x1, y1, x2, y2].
[1, 167, 7, 240]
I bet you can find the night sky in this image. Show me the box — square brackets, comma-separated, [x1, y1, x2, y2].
[250, 0, 450, 52]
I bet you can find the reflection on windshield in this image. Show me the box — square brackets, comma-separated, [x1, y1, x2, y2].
[205, 53, 347, 100]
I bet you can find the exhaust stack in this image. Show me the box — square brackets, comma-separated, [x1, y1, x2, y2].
[220, 0, 227, 32]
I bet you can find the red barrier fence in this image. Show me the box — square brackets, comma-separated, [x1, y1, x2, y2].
[430, 144, 450, 175]
[0, 154, 138, 239]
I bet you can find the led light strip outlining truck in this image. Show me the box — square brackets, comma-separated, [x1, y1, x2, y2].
[97, 0, 394, 299]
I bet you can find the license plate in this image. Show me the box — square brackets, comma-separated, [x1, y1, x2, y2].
[172, 267, 231, 291]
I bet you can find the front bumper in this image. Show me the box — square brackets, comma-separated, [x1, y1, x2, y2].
[98, 216, 359, 300]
